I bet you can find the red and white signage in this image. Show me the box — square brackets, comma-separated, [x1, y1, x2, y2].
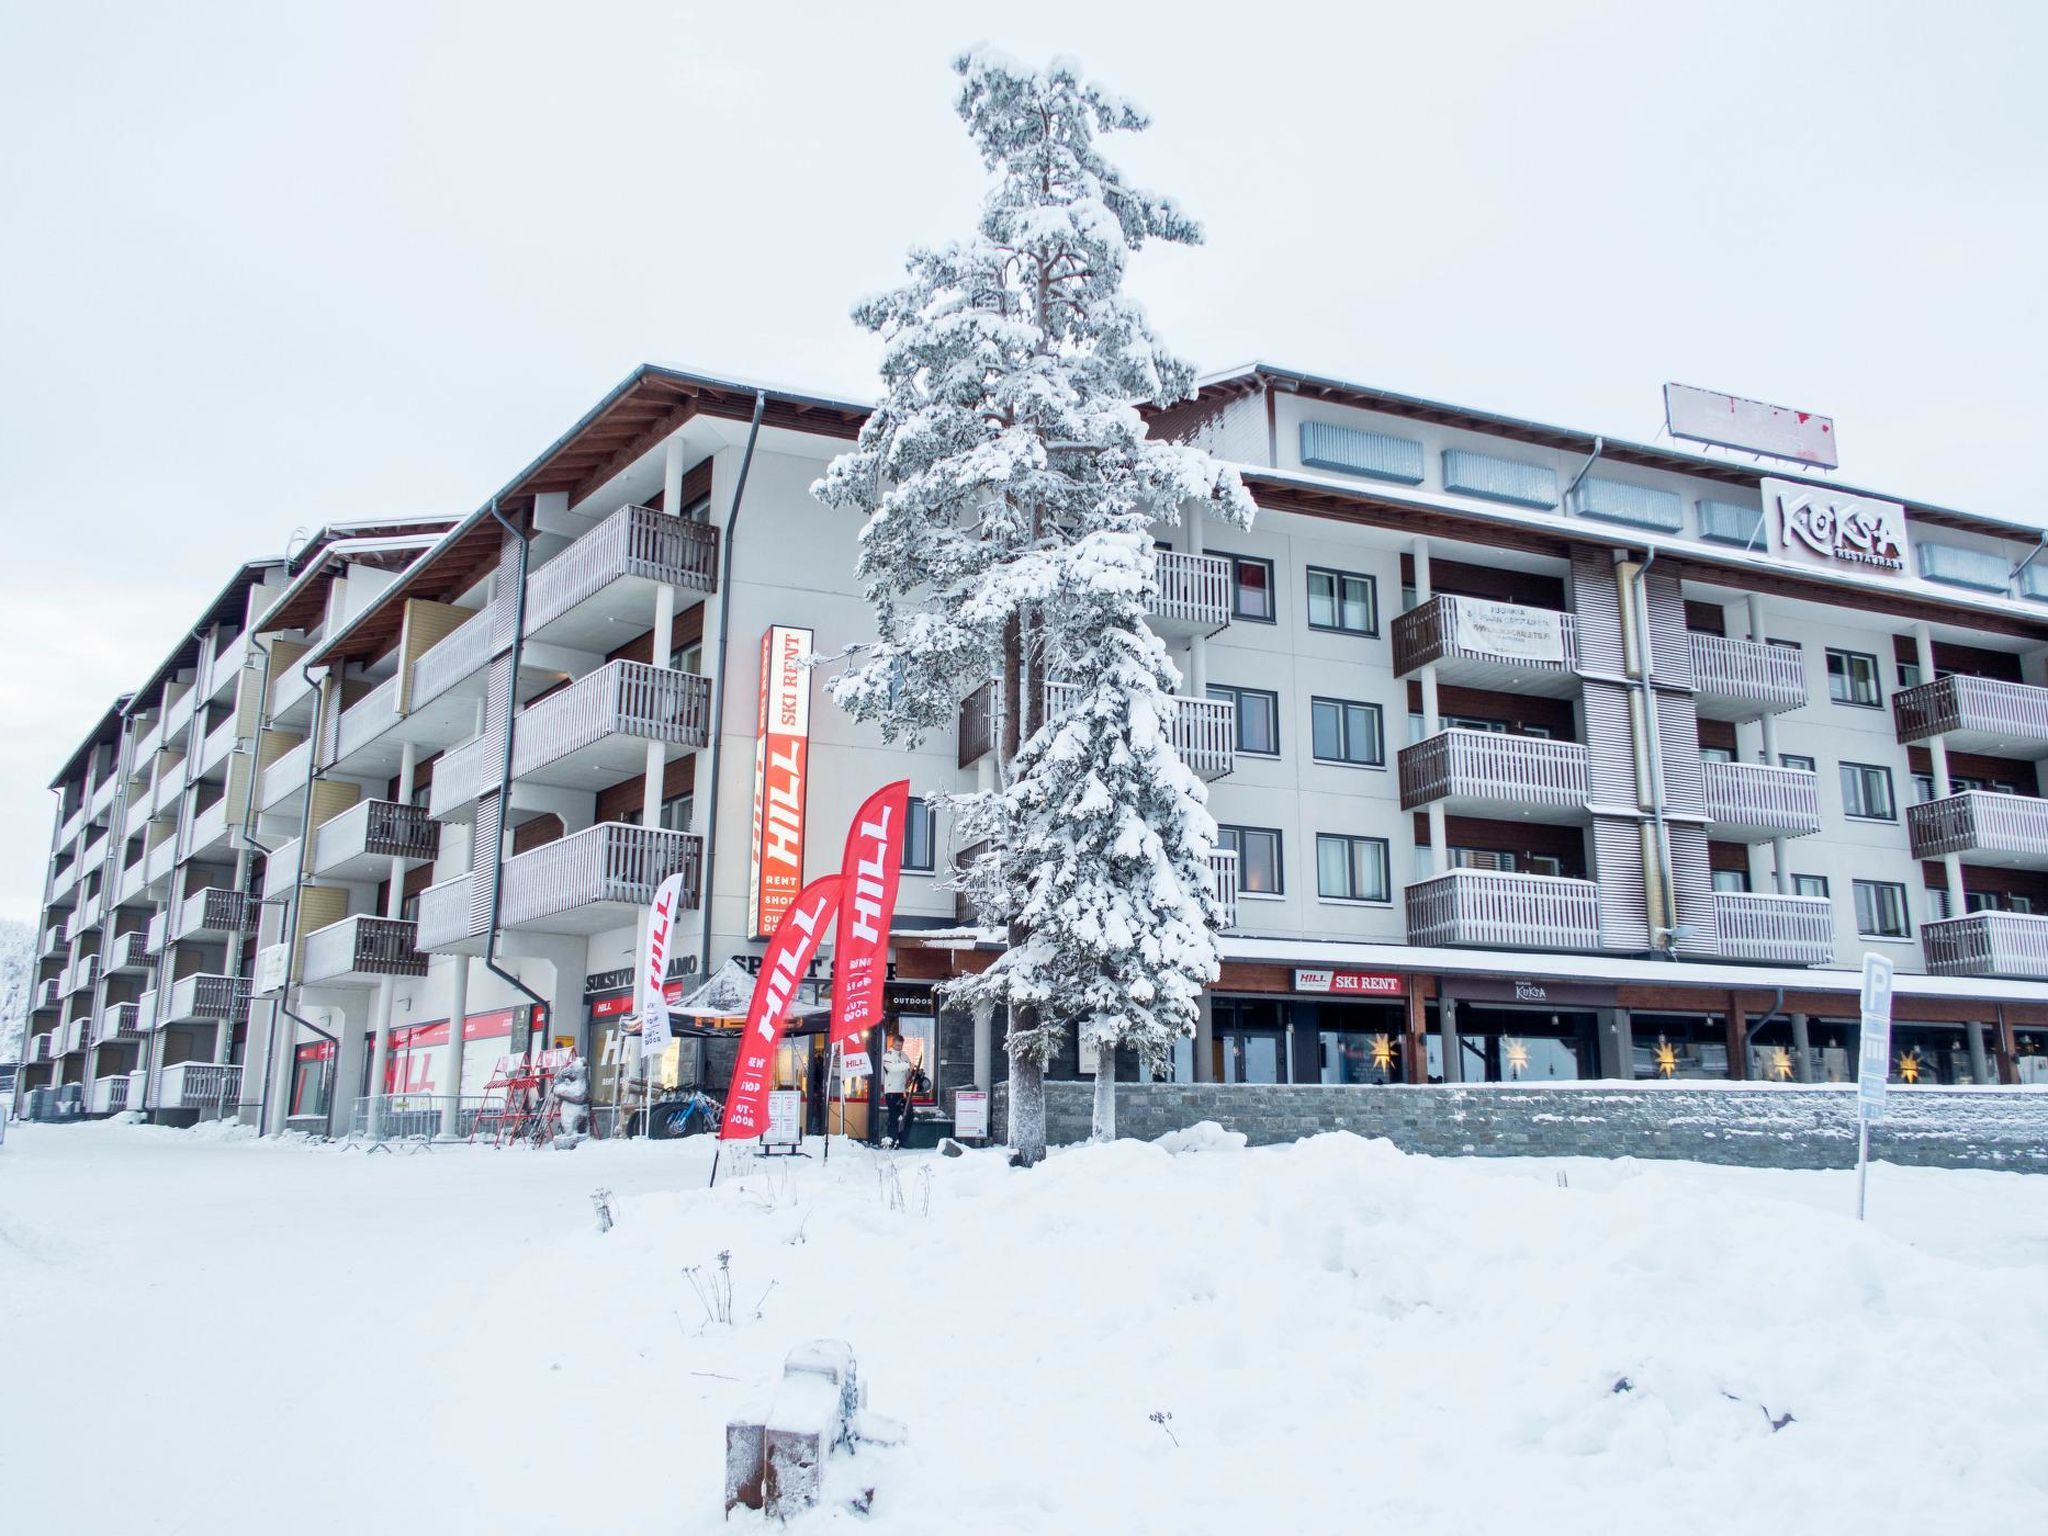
[721, 874, 842, 1140]
[1664, 383, 1838, 469]
[831, 780, 910, 1047]
[380, 1009, 522, 1096]
[640, 872, 686, 1056]
[1293, 968, 1404, 998]
[747, 624, 814, 939]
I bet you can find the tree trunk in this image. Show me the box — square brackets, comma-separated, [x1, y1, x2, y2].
[1091, 1038, 1116, 1143]
[1001, 614, 1022, 767]
[1007, 996, 1046, 1168]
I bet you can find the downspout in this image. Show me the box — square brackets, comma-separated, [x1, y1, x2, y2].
[1743, 986, 1786, 1062]
[265, 657, 338, 1134]
[2012, 530, 2048, 588]
[1564, 436, 1605, 510]
[696, 390, 768, 979]
[479, 500, 550, 1025]
[1624, 547, 1679, 956]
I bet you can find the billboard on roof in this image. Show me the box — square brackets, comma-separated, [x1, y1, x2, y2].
[1664, 383, 1838, 469]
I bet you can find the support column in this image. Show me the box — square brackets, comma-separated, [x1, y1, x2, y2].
[1193, 992, 1215, 1083]
[971, 1000, 993, 1092]
[1965, 1019, 1993, 1085]
[1915, 623, 1965, 916]
[1791, 1012, 1815, 1083]
[438, 958, 472, 1139]
[1439, 994, 1462, 1083]
[1726, 995, 1748, 1081]
[1600, 1008, 1636, 1081]
[1414, 538, 1447, 874]
[1993, 1007, 2018, 1086]
[1404, 984, 1428, 1085]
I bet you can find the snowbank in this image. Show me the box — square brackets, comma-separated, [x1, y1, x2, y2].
[2, 1118, 2044, 1534]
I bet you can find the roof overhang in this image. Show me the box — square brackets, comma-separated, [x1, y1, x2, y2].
[122, 560, 288, 719]
[49, 697, 134, 790]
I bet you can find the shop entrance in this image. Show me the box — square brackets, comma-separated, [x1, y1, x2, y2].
[1430, 1005, 1599, 1083]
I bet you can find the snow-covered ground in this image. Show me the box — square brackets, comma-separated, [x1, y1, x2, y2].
[3, 1120, 2046, 1534]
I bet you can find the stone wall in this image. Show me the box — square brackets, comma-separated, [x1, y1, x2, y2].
[990, 1081, 2048, 1172]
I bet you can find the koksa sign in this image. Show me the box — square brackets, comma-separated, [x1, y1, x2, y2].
[746, 624, 814, 938]
[1762, 479, 1908, 575]
[1293, 968, 1404, 997]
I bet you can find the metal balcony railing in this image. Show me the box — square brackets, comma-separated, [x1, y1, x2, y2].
[90, 772, 119, 817]
[36, 976, 61, 1010]
[207, 631, 249, 696]
[314, 798, 440, 875]
[1923, 911, 2048, 980]
[1687, 632, 1808, 720]
[40, 921, 62, 954]
[63, 1018, 89, 1054]
[163, 973, 251, 1027]
[1711, 891, 1833, 965]
[525, 504, 720, 637]
[301, 914, 430, 986]
[1907, 791, 2048, 865]
[95, 1002, 144, 1044]
[117, 856, 146, 905]
[175, 886, 251, 942]
[64, 955, 100, 995]
[1398, 730, 1588, 816]
[1894, 674, 2048, 752]
[409, 604, 495, 710]
[156, 1062, 242, 1112]
[514, 662, 712, 781]
[137, 988, 157, 1031]
[427, 735, 496, 820]
[31, 1032, 53, 1063]
[415, 873, 477, 951]
[1392, 594, 1579, 691]
[1404, 869, 1601, 951]
[132, 718, 164, 767]
[328, 673, 402, 766]
[1702, 760, 1822, 839]
[270, 663, 316, 723]
[92, 1074, 132, 1113]
[499, 824, 703, 929]
[106, 929, 147, 972]
[1150, 550, 1232, 632]
[198, 712, 238, 775]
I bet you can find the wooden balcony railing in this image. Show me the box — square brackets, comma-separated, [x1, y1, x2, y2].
[525, 504, 719, 636]
[499, 824, 703, 929]
[1688, 632, 1808, 719]
[1711, 891, 1833, 965]
[1404, 869, 1601, 951]
[1398, 730, 1588, 814]
[1150, 550, 1231, 631]
[1894, 674, 2048, 749]
[1391, 594, 1578, 685]
[513, 662, 711, 779]
[301, 914, 430, 985]
[410, 603, 496, 709]
[1923, 911, 2048, 980]
[1702, 760, 1822, 838]
[314, 798, 439, 872]
[1907, 791, 2048, 864]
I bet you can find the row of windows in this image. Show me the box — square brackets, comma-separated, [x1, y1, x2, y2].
[1218, 555, 1381, 635]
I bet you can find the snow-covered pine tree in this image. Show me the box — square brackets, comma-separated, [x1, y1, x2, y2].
[816, 49, 1253, 1161]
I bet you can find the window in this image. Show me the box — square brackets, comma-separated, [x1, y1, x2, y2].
[1840, 762, 1896, 821]
[903, 796, 937, 872]
[1711, 869, 1751, 894]
[1792, 874, 1830, 900]
[1854, 880, 1911, 939]
[1912, 773, 1935, 805]
[1826, 649, 1882, 707]
[669, 640, 703, 674]
[1317, 835, 1390, 902]
[1701, 746, 1735, 765]
[1223, 555, 1275, 622]
[1449, 848, 1561, 877]
[1780, 753, 1816, 773]
[1964, 891, 2034, 915]
[1310, 698, 1384, 767]
[1218, 825, 1283, 894]
[1305, 567, 1377, 635]
[658, 792, 693, 834]
[1211, 685, 1280, 756]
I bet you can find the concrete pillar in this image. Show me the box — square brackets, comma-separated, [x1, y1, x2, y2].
[1791, 1012, 1815, 1083]
[1965, 1020, 1992, 1085]
[1600, 1008, 1636, 1081]
[1439, 995, 1462, 1083]
[1193, 992, 1215, 1083]
[439, 958, 472, 1139]
[971, 1001, 994, 1091]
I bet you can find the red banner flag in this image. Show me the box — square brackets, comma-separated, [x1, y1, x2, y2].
[830, 780, 910, 1048]
[719, 873, 843, 1141]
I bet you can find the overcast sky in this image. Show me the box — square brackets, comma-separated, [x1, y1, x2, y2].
[2, 0, 2043, 922]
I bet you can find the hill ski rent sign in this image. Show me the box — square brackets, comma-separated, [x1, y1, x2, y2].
[747, 624, 814, 938]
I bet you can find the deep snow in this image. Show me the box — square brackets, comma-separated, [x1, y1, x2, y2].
[2, 1118, 2045, 1534]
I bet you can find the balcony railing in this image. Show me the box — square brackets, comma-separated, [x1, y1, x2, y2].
[261, 737, 313, 811]
[415, 872, 476, 951]
[427, 734, 497, 821]
[189, 796, 233, 860]
[105, 929, 148, 973]
[95, 1002, 144, 1044]
[40, 921, 62, 954]
[1711, 891, 1833, 965]
[525, 504, 719, 640]
[92, 1074, 132, 1113]
[410, 603, 496, 710]
[1042, 682, 1235, 779]
[1149, 550, 1232, 633]
[1687, 632, 1808, 720]
[1702, 760, 1822, 841]
[1907, 791, 2048, 866]
[117, 856, 146, 905]
[499, 824, 702, 931]
[1404, 869, 1601, 951]
[328, 673, 402, 766]
[515, 663, 712, 784]
[1923, 911, 2048, 980]
[301, 914, 430, 987]
[1392, 595, 1579, 696]
[1398, 730, 1588, 819]
[138, 988, 157, 1031]
[63, 1018, 89, 1054]
[156, 1062, 243, 1112]
[198, 711, 238, 776]
[313, 798, 440, 878]
[207, 630, 249, 696]
[162, 973, 251, 1027]
[175, 886, 252, 942]
[64, 955, 100, 995]
[145, 836, 177, 888]
[36, 975, 61, 1011]
[1894, 674, 2048, 754]
[270, 662, 316, 724]
[1206, 849, 1239, 931]
[31, 1032, 54, 1063]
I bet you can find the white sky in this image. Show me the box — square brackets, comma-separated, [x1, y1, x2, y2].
[2, 0, 2043, 922]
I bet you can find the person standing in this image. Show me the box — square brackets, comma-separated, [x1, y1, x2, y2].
[881, 1032, 913, 1147]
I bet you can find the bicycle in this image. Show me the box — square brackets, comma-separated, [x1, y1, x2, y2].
[648, 1087, 723, 1140]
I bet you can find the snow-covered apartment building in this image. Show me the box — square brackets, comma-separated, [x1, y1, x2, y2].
[18, 363, 2048, 1132]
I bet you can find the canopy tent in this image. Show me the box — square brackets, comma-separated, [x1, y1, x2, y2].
[660, 958, 831, 1037]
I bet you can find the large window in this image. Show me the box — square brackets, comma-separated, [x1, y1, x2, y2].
[1218, 825, 1283, 895]
[1316, 834, 1390, 902]
[903, 796, 937, 872]
[1448, 848, 1563, 877]
[1840, 762, 1896, 821]
[1827, 648, 1882, 707]
[1211, 685, 1280, 756]
[658, 792, 694, 834]
[1222, 555, 1275, 622]
[1306, 567, 1377, 635]
[1854, 880, 1911, 939]
[1711, 869, 1751, 894]
[1793, 874, 1830, 900]
[1311, 697, 1384, 767]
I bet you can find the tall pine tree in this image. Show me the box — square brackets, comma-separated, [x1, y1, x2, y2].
[817, 49, 1253, 1161]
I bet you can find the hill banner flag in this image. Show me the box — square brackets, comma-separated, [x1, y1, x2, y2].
[639, 872, 687, 1059]
[830, 780, 911, 1048]
[719, 873, 843, 1140]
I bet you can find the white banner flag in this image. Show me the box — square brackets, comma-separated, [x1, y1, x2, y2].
[641, 873, 687, 1058]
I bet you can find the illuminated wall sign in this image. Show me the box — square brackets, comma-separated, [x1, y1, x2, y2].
[746, 624, 815, 939]
[1761, 478, 1909, 576]
[1664, 383, 1839, 469]
[1293, 968, 1405, 997]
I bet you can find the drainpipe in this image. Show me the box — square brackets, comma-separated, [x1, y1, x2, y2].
[1564, 436, 1605, 511]
[695, 390, 768, 980]
[1745, 594, 1788, 894]
[2012, 531, 2048, 590]
[262, 657, 338, 1135]
[1622, 548, 1679, 956]
[479, 501, 551, 1028]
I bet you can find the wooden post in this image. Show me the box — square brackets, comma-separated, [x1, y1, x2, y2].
[1726, 993, 1748, 1081]
[1404, 982, 1428, 1085]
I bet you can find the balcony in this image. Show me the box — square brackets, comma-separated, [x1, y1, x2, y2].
[415, 872, 477, 952]
[144, 837, 177, 889]
[117, 856, 146, 905]
[260, 737, 313, 815]
[137, 988, 157, 1031]
[146, 909, 169, 955]
[63, 1018, 90, 1054]
[196, 711, 238, 779]
[156, 1062, 243, 1112]
[165, 686, 197, 740]
[1923, 911, 2048, 980]
[1398, 730, 1589, 823]
[1894, 675, 2048, 757]
[31, 1032, 54, 1063]
[326, 673, 402, 771]
[1702, 760, 1822, 842]
[92, 1075, 132, 1113]
[270, 662, 317, 729]
[125, 792, 151, 839]
[1040, 681, 1234, 779]
[186, 796, 233, 861]
[1711, 891, 1833, 965]
[427, 735, 497, 821]
[90, 773, 118, 817]
[81, 828, 111, 875]
[95, 1002, 145, 1044]
[151, 754, 187, 817]
[1206, 849, 1239, 932]
[312, 799, 440, 882]
[175, 887, 252, 943]
[500, 823, 702, 935]
[1392, 594, 1579, 698]
[36, 976, 61, 1011]
[40, 921, 63, 955]
[1404, 869, 1601, 951]
[49, 858, 79, 906]
[1148, 550, 1232, 638]
[161, 973, 251, 1028]
[1907, 791, 2048, 869]
[1688, 632, 1808, 721]
[207, 630, 249, 695]
[64, 955, 100, 996]
[410, 604, 495, 712]
[300, 914, 430, 989]
[515, 663, 711, 786]
[133, 717, 164, 767]
[524, 504, 719, 650]
[105, 930, 150, 974]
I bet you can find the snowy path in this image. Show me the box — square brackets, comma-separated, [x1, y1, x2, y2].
[3, 1120, 2046, 1534]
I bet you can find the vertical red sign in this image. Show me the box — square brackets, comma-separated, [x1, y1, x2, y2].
[747, 624, 813, 939]
[831, 780, 910, 1047]
[720, 874, 842, 1140]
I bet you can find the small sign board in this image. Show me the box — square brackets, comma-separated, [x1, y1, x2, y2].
[1294, 968, 1404, 998]
[1857, 953, 1894, 1121]
[764, 1089, 804, 1148]
[1665, 382, 1839, 469]
[1453, 598, 1566, 664]
[955, 1089, 990, 1140]
[840, 1049, 873, 1080]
